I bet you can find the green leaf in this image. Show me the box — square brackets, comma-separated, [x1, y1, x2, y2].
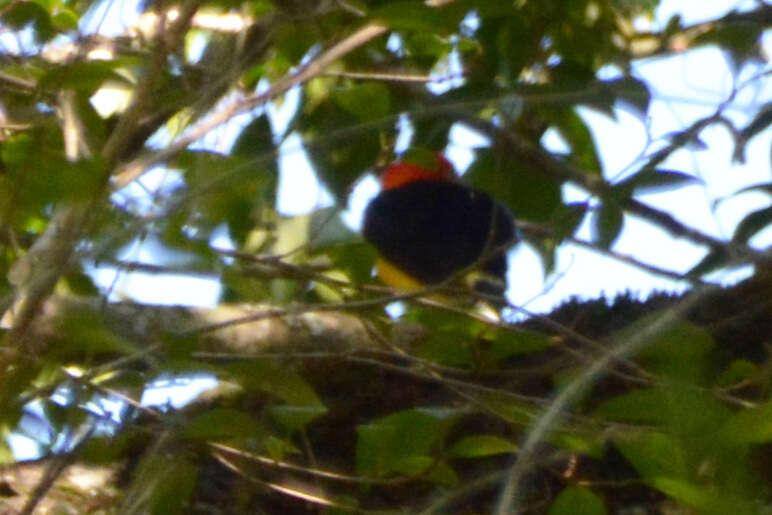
[595, 388, 672, 424]
[634, 320, 715, 384]
[549, 486, 606, 515]
[334, 83, 391, 122]
[719, 401, 772, 444]
[51, 8, 78, 30]
[48, 304, 139, 357]
[614, 168, 701, 196]
[734, 102, 772, 162]
[466, 148, 561, 223]
[4, 1, 55, 42]
[606, 77, 651, 116]
[649, 478, 752, 515]
[183, 408, 263, 440]
[715, 359, 759, 389]
[372, 2, 467, 34]
[480, 329, 556, 366]
[548, 109, 603, 174]
[176, 149, 277, 244]
[149, 455, 199, 515]
[448, 435, 516, 458]
[39, 61, 131, 94]
[309, 207, 359, 249]
[269, 405, 328, 432]
[732, 205, 772, 243]
[614, 430, 686, 480]
[592, 202, 623, 248]
[224, 361, 324, 407]
[694, 21, 764, 73]
[356, 407, 461, 478]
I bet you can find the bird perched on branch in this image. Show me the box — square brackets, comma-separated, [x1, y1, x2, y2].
[362, 151, 516, 299]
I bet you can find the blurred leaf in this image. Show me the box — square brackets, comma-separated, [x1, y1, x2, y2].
[732, 181, 772, 197]
[356, 407, 461, 478]
[595, 388, 672, 424]
[733, 102, 772, 163]
[51, 8, 78, 30]
[591, 202, 623, 248]
[614, 168, 701, 196]
[183, 408, 263, 440]
[719, 400, 772, 444]
[635, 320, 715, 384]
[694, 21, 764, 73]
[407, 308, 488, 368]
[614, 430, 686, 480]
[466, 148, 561, 223]
[372, 2, 468, 34]
[39, 61, 131, 94]
[334, 83, 391, 122]
[448, 434, 516, 458]
[715, 359, 759, 389]
[269, 405, 328, 433]
[687, 247, 730, 278]
[549, 486, 607, 515]
[548, 109, 603, 174]
[3, 1, 55, 42]
[309, 207, 359, 249]
[606, 77, 651, 116]
[732, 205, 772, 244]
[225, 361, 323, 407]
[177, 149, 277, 245]
[302, 100, 382, 198]
[48, 304, 138, 357]
[149, 454, 199, 515]
[481, 329, 556, 366]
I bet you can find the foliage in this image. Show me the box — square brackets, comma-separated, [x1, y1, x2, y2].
[0, 0, 770, 513]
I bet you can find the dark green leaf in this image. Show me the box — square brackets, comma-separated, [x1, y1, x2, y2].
[448, 435, 516, 458]
[606, 77, 651, 116]
[549, 486, 607, 515]
[39, 61, 131, 94]
[224, 361, 324, 407]
[614, 430, 686, 480]
[548, 109, 603, 174]
[356, 407, 460, 478]
[372, 2, 467, 34]
[149, 455, 199, 515]
[334, 83, 391, 122]
[466, 148, 562, 223]
[592, 202, 623, 248]
[4, 1, 55, 42]
[694, 21, 764, 73]
[719, 401, 772, 444]
[269, 405, 328, 432]
[732, 205, 772, 243]
[687, 247, 730, 278]
[614, 168, 701, 196]
[734, 102, 772, 162]
[481, 329, 556, 366]
[183, 408, 263, 440]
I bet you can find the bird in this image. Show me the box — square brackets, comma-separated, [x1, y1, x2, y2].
[362, 151, 516, 299]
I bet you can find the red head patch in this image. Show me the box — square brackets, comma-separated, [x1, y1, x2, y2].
[380, 153, 455, 190]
